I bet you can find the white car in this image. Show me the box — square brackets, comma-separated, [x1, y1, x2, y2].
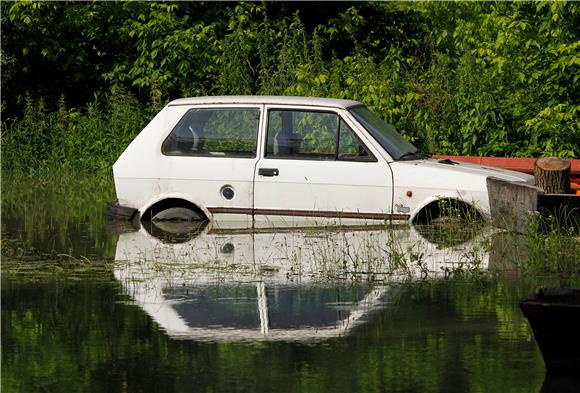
[112, 96, 533, 226]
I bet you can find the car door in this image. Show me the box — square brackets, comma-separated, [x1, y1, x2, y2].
[253, 105, 394, 227]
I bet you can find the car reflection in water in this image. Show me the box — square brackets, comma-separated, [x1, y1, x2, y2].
[114, 220, 492, 341]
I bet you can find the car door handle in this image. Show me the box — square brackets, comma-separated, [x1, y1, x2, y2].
[259, 168, 279, 177]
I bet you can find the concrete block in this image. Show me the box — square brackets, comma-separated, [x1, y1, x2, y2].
[487, 177, 543, 233]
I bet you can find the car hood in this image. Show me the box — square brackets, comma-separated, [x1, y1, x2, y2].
[390, 158, 534, 188]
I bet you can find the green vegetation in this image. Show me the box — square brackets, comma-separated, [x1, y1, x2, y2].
[2, 2, 579, 173]
[491, 213, 580, 277]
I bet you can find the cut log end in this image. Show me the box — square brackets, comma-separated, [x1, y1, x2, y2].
[535, 157, 571, 172]
[535, 157, 572, 194]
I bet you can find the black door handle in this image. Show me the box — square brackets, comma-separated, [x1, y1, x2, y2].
[259, 168, 279, 177]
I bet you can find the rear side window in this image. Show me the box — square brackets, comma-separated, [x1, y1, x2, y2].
[266, 109, 376, 162]
[162, 108, 260, 157]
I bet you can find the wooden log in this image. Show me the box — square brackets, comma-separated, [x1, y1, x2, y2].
[534, 157, 571, 194]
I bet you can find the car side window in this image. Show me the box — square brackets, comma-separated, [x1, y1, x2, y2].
[162, 108, 260, 157]
[338, 119, 376, 162]
[266, 109, 376, 162]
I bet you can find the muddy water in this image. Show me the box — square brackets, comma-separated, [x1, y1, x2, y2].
[1, 173, 576, 392]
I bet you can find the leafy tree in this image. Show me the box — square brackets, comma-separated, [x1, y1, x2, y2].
[2, 1, 579, 172]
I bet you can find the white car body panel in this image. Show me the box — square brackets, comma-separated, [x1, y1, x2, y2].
[253, 159, 392, 225]
[390, 160, 533, 218]
[112, 96, 534, 226]
[114, 104, 264, 224]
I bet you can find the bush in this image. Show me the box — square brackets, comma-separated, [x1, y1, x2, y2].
[2, 1, 579, 173]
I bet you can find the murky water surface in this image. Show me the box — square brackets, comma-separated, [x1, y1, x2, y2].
[1, 173, 577, 392]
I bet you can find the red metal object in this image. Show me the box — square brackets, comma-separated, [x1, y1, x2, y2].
[433, 155, 580, 187]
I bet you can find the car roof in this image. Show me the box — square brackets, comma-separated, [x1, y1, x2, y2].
[168, 95, 362, 109]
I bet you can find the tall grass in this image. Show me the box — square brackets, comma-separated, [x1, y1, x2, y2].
[1, 170, 117, 261]
[490, 213, 579, 280]
[2, 87, 149, 173]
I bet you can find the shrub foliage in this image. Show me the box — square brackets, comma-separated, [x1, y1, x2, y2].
[2, 1, 579, 172]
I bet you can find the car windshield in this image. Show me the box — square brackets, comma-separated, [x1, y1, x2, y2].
[349, 105, 419, 160]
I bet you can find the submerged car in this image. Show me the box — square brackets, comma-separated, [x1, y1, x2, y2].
[112, 96, 532, 226]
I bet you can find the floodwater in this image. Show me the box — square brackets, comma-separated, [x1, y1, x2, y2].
[1, 173, 578, 393]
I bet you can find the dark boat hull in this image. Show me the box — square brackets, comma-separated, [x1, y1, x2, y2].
[520, 288, 580, 375]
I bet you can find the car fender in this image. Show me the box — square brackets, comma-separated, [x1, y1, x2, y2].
[409, 191, 485, 221]
[139, 192, 213, 221]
